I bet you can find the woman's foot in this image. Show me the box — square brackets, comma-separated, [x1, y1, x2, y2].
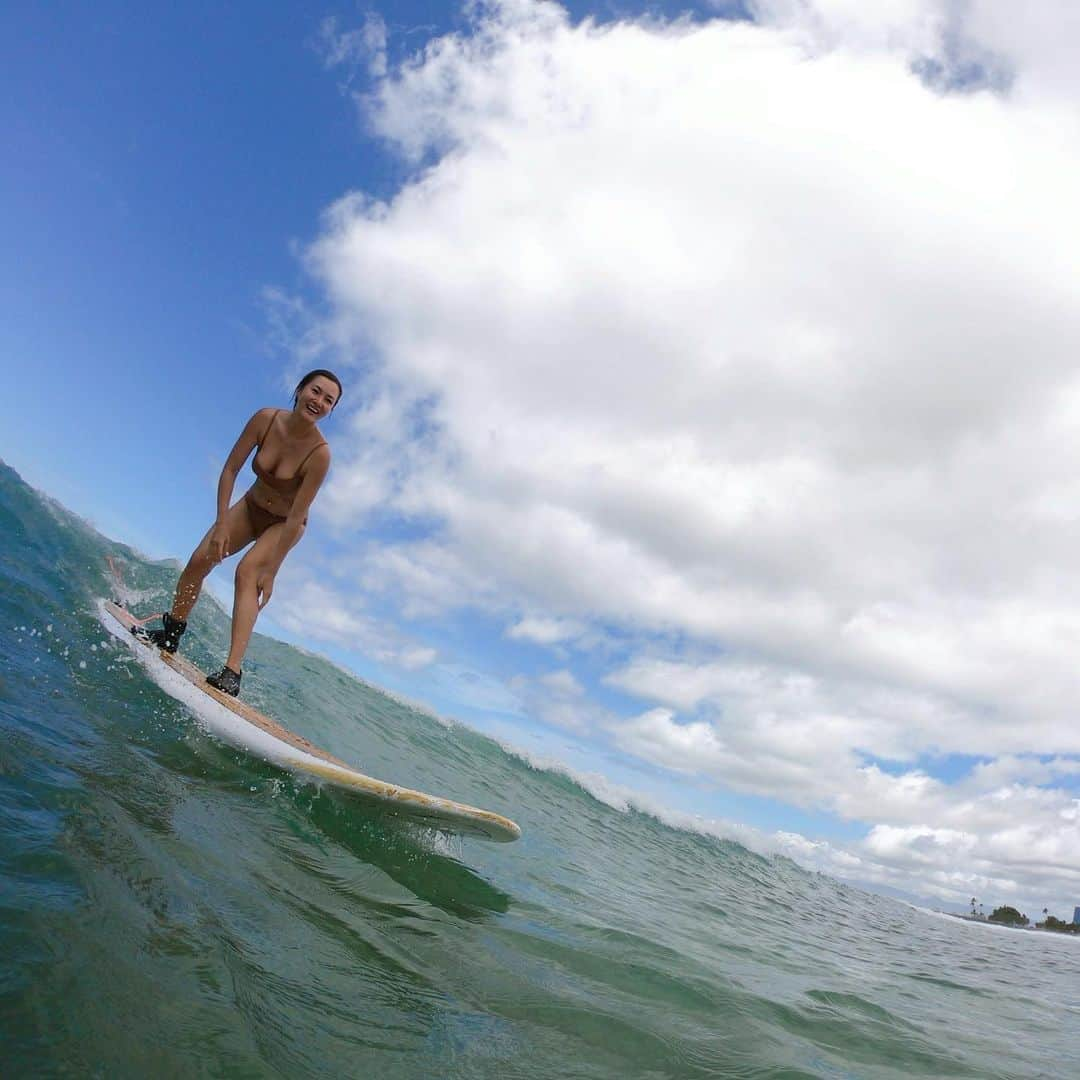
[132, 611, 187, 654]
[207, 665, 242, 697]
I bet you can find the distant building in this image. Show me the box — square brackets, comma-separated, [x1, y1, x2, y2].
[1073, 907, 1080, 925]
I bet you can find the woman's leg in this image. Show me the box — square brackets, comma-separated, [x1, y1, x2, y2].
[171, 499, 256, 621]
[224, 519, 305, 672]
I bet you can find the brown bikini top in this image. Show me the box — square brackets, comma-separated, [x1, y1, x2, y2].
[252, 410, 326, 495]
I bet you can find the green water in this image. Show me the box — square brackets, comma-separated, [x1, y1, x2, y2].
[3, 460, 1079, 1078]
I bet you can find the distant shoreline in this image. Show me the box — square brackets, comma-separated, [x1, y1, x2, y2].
[943, 912, 1030, 930]
[942, 912, 1080, 935]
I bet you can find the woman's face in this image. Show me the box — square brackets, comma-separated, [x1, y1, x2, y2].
[296, 378, 339, 421]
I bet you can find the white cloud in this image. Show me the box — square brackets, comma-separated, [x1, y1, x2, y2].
[315, 12, 388, 81]
[272, 577, 438, 670]
[749, 0, 1080, 103]
[539, 667, 584, 696]
[506, 616, 584, 645]
[397, 644, 439, 669]
[303, 0, 1080, 906]
[604, 667, 1080, 909]
[508, 668, 604, 730]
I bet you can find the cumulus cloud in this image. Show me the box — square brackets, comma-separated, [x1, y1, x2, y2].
[302, 0, 1080, 907]
[508, 666, 605, 730]
[749, 0, 1080, 102]
[539, 667, 585, 696]
[506, 615, 585, 645]
[271, 577, 438, 670]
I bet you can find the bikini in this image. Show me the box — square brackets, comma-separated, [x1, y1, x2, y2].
[244, 410, 326, 539]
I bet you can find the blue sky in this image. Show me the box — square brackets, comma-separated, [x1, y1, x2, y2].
[8, 0, 1080, 914]
[5, 3, 370, 535]
[3, 0, 759, 810]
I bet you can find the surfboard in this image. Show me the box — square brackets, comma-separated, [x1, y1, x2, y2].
[99, 600, 521, 842]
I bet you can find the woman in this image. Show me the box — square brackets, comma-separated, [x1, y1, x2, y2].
[133, 369, 342, 697]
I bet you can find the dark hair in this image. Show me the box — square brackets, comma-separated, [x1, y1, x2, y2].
[293, 369, 343, 410]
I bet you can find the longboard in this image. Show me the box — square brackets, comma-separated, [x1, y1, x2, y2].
[99, 600, 521, 842]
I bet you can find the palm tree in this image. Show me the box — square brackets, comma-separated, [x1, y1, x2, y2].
[970, 897, 977, 916]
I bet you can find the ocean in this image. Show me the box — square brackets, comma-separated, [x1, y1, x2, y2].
[3, 459, 1079, 1079]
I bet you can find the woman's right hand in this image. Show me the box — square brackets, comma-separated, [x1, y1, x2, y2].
[208, 522, 230, 563]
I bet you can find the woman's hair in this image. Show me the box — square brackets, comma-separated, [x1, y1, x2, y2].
[293, 369, 343, 410]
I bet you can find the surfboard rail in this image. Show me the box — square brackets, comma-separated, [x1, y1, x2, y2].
[100, 600, 521, 842]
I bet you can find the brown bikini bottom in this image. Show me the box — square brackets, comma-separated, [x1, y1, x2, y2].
[243, 491, 306, 540]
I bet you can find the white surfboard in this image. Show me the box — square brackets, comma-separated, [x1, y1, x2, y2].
[99, 600, 521, 842]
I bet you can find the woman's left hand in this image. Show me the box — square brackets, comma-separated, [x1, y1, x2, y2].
[256, 571, 276, 609]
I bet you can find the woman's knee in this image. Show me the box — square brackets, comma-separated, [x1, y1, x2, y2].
[234, 558, 259, 588]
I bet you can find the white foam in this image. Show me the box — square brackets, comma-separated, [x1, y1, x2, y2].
[94, 600, 521, 841]
[96, 600, 344, 777]
[109, 585, 162, 610]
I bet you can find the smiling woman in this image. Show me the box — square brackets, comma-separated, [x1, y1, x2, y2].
[131, 369, 343, 696]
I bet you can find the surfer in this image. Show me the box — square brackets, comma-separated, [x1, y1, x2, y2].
[132, 369, 342, 696]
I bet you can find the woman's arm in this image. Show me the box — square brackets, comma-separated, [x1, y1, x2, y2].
[209, 409, 271, 560]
